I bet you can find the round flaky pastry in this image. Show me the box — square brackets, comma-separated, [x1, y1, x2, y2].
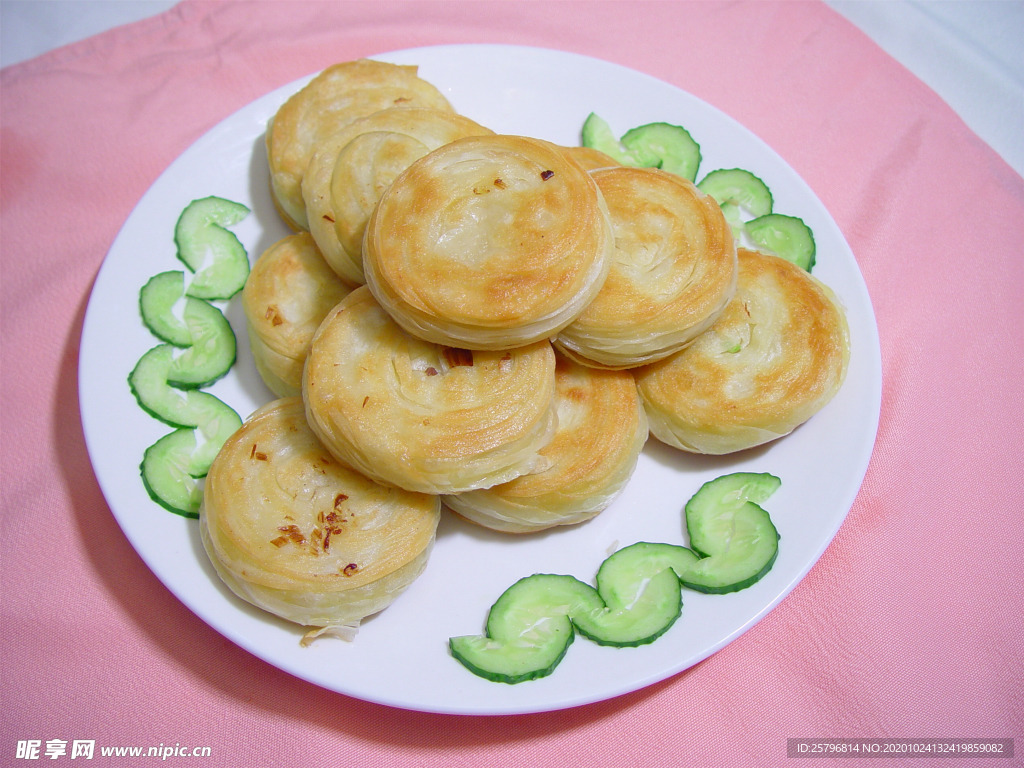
[303, 287, 559, 494]
[635, 248, 850, 454]
[445, 355, 648, 533]
[266, 59, 453, 231]
[302, 108, 493, 285]
[362, 134, 614, 349]
[200, 397, 441, 635]
[242, 233, 353, 397]
[555, 166, 737, 369]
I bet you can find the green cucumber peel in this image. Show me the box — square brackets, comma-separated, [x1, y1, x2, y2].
[450, 472, 781, 683]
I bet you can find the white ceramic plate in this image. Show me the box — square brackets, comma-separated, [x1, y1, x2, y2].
[79, 44, 881, 715]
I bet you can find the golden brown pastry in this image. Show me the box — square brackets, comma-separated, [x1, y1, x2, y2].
[303, 287, 559, 494]
[635, 248, 850, 454]
[302, 108, 493, 285]
[266, 59, 454, 231]
[362, 134, 614, 349]
[445, 355, 648, 533]
[561, 145, 621, 171]
[242, 233, 352, 397]
[200, 397, 441, 637]
[555, 166, 736, 369]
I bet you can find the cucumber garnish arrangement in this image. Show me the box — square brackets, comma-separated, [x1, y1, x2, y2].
[581, 113, 701, 182]
[580, 113, 817, 269]
[696, 168, 815, 270]
[130, 196, 250, 518]
[450, 472, 781, 684]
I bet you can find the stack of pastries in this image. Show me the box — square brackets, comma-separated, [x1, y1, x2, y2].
[201, 59, 850, 640]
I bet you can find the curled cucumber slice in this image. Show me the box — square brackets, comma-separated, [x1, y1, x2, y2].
[451, 574, 595, 684]
[175, 196, 251, 300]
[129, 345, 235, 427]
[130, 313, 235, 394]
[139, 271, 237, 365]
[138, 408, 241, 518]
[139, 403, 242, 518]
[572, 553, 683, 647]
[620, 122, 701, 182]
[140, 271, 192, 346]
[449, 566, 679, 684]
[697, 168, 773, 217]
[581, 113, 702, 181]
[746, 213, 816, 271]
[165, 314, 236, 390]
[681, 473, 781, 594]
[141, 430, 206, 518]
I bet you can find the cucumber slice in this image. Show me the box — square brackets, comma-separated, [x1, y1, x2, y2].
[450, 555, 684, 683]
[573, 550, 683, 647]
[620, 122, 701, 182]
[138, 271, 237, 387]
[130, 345, 212, 426]
[746, 213, 816, 271]
[451, 574, 598, 684]
[139, 410, 240, 517]
[697, 168, 773, 217]
[140, 271, 235, 349]
[131, 325, 234, 403]
[581, 114, 701, 180]
[129, 345, 240, 429]
[188, 402, 242, 473]
[449, 619, 574, 685]
[140, 429, 205, 518]
[580, 113, 638, 166]
[681, 472, 781, 594]
[139, 271, 192, 345]
[485, 574, 603, 638]
[174, 196, 251, 300]
[165, 312, 236, 390]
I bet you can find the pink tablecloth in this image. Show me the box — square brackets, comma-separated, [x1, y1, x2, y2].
[2, 1, 1021, 765]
